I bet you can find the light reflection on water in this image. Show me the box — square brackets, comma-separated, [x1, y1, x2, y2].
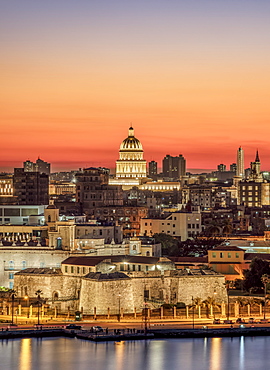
[1, 336, 270, 370]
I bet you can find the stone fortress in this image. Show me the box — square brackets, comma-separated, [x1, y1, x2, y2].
[14, 255, 227, 316]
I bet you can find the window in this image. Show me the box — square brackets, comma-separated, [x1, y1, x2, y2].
[220, 252, 224, 258]
[212, 252, 216, 258]
[77, 267, 80, 274]
[133, 264, 136, 271]
[138, 265, 141, 271]
[65, 266, 68, 273]
[9, 273, 14, 280]
[120, 264, 125, 271]
[228, 253, 231, 258]
[83, 267, 85, 274]
[146, 265, 149, 271]
[71, 266, 74, 273]
[236, 253, 239, 258]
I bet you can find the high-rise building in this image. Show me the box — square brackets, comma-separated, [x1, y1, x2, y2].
[230, 163, 237, 172]
[13, 168, 49, 205]
[149, 161, 157, 178]
[236, 147, 244, 178]
[217, 164, 226, 172]
[23, 158, 51, 175]
[162, 154, 186, 179]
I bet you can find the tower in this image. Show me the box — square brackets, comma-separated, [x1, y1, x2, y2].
[250, 150, 262, 181]
[162, 154, 186, 179]
[236, 147, 244, 178]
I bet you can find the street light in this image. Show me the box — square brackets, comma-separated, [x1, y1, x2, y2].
[10, 290, 16, 325]
[35, 290, 42, 325]
[213, 290, 217, 319]
[225, 283, 231, 321]
[192, 296, 195, 329]
[144, 302, 148, 334]
[262, 275, 269, 320]
[118, 294, 121, 322]
[24, 295, 29, 318]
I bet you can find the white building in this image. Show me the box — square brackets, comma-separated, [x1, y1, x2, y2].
[140, 210, 202, 241]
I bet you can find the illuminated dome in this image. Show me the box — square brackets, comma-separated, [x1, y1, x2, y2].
[120, 127, 143, 151]
[115, 126, 147, 180]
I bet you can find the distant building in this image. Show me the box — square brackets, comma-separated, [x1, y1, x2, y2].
[0, 174, 13, 200]
[75, 167, 123, 215]
[13, 168, 49, 205]
[162, 154, 186, 179]
[230, 163, 237, 172]
[236, 147, 244, 178]
[217, 164, 226, 172]
[148, 160, 158, 178]
[24, 158, 51, 175]
[141, 210, 202, 241]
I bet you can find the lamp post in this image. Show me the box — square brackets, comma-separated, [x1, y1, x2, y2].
[192, 296, 195, 329]
[118, 293, 121, 322]
[24, 295, 29, 318]
[213, 290, 217, 319]
[144, 302, 148, 334]
[226, 283, 230, 321]
[262, 275, 269, 320]
[35, 290, 42, 326]
[11, 291, 16, 325]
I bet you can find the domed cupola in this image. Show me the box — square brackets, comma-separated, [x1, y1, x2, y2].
[115, 126, 147, 179]
[120, 127, 143, 151]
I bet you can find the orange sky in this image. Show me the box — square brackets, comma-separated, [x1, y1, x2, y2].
[1, 1, 270, 172]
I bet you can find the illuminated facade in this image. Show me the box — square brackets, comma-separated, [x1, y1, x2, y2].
[236, 147, 244, 178]
[113, 127, 147, 185]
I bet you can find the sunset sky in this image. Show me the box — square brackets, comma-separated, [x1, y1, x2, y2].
[1, 0, 270, 172]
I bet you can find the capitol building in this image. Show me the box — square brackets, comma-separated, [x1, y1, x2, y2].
[109, 127, 147, 188]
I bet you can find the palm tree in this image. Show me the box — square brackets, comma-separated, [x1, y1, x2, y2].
[236, 297, 248, 316]
[193, 297, 203, 318]
[203, 296, 220, 318]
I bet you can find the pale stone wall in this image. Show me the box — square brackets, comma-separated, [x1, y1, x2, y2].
[1, 249, 69, 288]
[14, 269, 227, 315]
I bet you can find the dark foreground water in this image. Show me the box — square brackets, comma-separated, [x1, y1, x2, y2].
[1, 336, 270, 370]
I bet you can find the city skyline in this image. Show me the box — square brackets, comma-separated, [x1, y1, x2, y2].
[1, 0, 270, 172]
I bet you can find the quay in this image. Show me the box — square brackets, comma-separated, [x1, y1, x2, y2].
[2, 326, 270, 341]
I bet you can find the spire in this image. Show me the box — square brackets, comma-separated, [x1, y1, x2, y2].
[128, 126, 134, 137]
[255, 150, 260, 162]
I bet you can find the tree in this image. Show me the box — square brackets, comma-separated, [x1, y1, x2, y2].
[243, 258, 270, 293]
[203, 296, 220, 318]
[153, 233, 178, 255]
[236, 297, 248, 316]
